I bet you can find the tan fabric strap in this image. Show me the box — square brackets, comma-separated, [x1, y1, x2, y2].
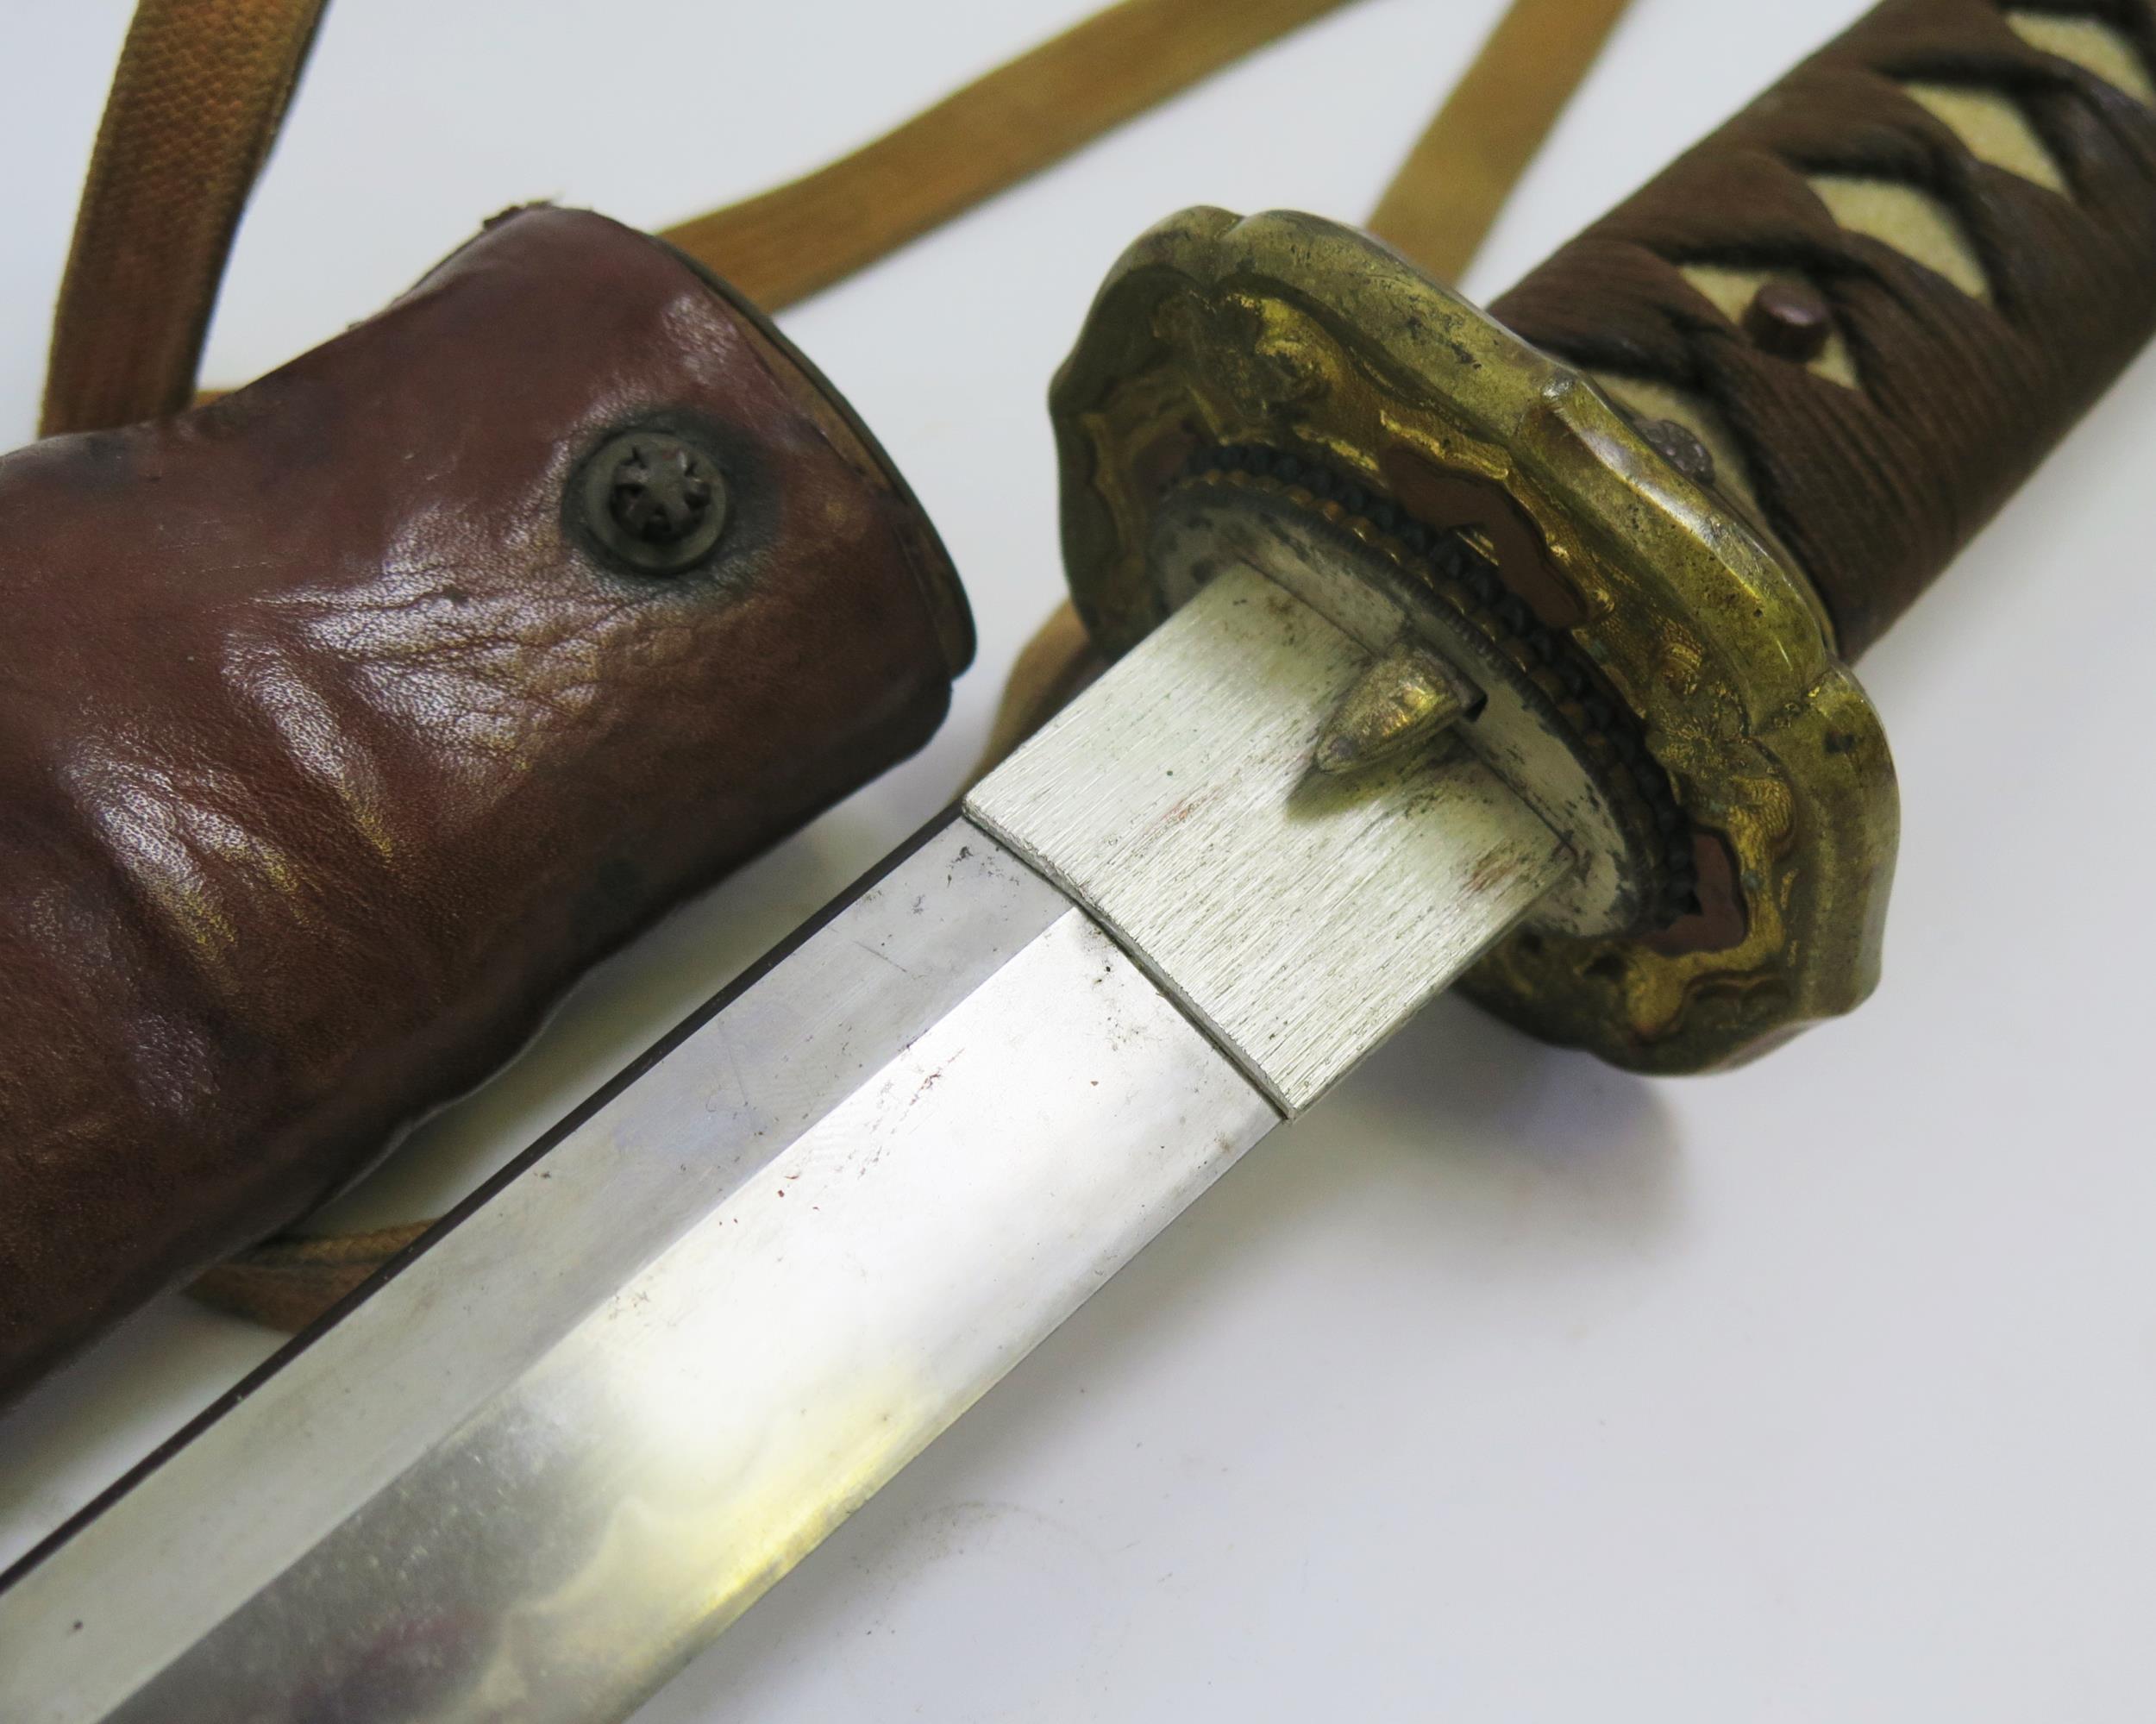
[1365, 0, 1633, 285]
[42, 0, 1361, 438]
[661, 0, 1365, 313]
[41, 0, 329, 437]
[191, 1224, 430, 1333]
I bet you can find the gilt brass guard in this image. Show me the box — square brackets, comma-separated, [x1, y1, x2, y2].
[1049, 206, 1899, 1072]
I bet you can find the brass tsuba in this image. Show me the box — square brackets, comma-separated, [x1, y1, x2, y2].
[1048, 206, 1899, 1073]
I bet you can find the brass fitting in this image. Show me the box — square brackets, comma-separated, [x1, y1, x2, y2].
[1049, 207, 1899, 1073]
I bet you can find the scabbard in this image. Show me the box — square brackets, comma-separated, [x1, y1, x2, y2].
[0, 206, 968, 1402]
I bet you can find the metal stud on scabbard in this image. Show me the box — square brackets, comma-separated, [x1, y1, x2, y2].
[573, 425, 732, 575]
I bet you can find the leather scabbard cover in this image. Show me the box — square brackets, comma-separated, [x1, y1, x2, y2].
[0, 206, 969, 1401]
[1489, 0, 2156, 655]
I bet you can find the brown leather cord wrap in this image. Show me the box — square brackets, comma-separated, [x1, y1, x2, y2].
[0, 206, 968, 1402]
[1487, 0, 2156, 657]
[41, 0, 328, 437]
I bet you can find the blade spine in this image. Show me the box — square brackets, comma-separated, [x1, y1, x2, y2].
[0, 801, 976, 1597]
[40, 880, 1274, 1721]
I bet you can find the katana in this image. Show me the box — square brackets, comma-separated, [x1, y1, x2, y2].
[5, 0, 2153, 1716]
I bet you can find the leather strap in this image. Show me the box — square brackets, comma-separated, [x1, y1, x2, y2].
[40, 0, 328, 437]
[1488, 0, 2156, 656]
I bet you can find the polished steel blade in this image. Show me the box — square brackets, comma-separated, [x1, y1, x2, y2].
[0, 569, 1576, 1722]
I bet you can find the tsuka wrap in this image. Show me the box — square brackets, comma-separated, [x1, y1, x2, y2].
[1488, 0, 2156, 655]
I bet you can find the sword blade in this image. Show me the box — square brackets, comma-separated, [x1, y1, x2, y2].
[0, 569, 1573, 1722]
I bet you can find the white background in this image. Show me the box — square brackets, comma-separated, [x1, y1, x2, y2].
[3, 1, 2153, 1718]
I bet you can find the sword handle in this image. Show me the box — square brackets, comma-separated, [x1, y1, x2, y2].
[1488, 0, 2156, 656]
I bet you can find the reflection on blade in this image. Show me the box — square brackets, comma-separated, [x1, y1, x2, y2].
[136, 895, 1271, 1721]
[2, 826, 1274, 1724]
[1, 567, 1579, 1724]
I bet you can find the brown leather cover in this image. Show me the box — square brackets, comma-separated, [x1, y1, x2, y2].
[1489, 0, 2156, 655]
[0, 205, 969, 1402]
